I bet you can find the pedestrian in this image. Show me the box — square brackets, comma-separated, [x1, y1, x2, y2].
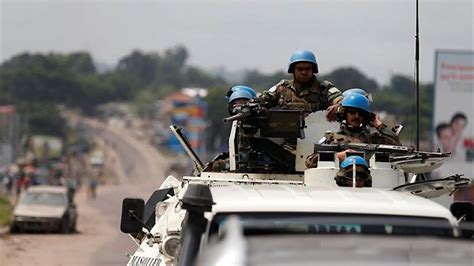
[3, 174, 12, 197]
[88, 176, 97, 199]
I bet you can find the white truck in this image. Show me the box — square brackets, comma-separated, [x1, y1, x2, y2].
[120, 111, 472, 266]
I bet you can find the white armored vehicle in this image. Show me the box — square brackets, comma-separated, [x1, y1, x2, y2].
[120, 109, 472, 266]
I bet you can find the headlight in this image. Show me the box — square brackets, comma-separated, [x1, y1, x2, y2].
[160, 235, 180, 259]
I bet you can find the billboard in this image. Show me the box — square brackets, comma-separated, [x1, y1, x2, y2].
[167, 97, 207, 156]
[432, 50, 474, 201]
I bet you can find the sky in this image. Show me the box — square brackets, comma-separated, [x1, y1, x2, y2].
[1, 0, 472, 85]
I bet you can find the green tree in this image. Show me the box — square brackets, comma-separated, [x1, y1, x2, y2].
[184, 66, 227, 88]
[322, 67, 379, 92]
[386, 74, 414, 95]
[205, 87, 230, 153]
[242, 69, 288, 92]
[16, 102, 67, 137]
[116, 50, 161, 88]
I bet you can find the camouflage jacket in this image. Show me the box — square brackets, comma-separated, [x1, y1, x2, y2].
[323, 124, 401, 146]
[305, 124, 401, 168]
[258, 76, 342, 112]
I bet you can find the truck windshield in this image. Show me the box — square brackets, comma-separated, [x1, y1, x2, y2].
[209, 213, 455, 238]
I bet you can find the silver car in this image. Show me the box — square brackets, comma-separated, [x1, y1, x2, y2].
[10, 185, 77, 233]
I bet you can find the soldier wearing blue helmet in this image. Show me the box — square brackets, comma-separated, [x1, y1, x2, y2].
[226, 85, 257, 115]
[335, 156, 372, 188]
[305, 93, 401, 167]
[342, 88, 373, 102]
[258, 50, 343, 120]
[328, 93, 400, 147]
[226, 85, 257, 99]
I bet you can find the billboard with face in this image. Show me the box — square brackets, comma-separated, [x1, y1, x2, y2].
[432, 50, 474, 201]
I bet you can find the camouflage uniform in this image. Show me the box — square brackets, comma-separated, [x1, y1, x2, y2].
[323, 124, 401, 146]
[259, 76, 342, 112]
[305, 124, 401, 168]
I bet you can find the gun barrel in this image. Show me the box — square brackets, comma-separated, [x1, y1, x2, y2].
[169, 125, 204, 173]
[223, 111, 250, 123]
[314, 143, 410, 153]
[345, 143, 410, 153]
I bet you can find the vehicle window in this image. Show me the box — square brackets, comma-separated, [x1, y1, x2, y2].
[210, 213, 454, 238]
[21, 192, 66, 206]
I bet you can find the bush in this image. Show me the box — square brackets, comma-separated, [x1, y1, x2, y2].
[0, 196, 12, 227]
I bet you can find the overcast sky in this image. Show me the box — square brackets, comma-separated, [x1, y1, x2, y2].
[1, 0, 472, 85]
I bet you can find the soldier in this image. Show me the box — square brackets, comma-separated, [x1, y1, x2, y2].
[306, 93, 401, 167]
[258, 50, 343, 120]
[335, 156, 372, 188]
[342, 87, 372, 102]
[205, 86, 258, 172]
[225, 85, 257, 115]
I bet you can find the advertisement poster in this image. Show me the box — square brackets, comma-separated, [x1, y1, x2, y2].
[432, 50, 474, 201]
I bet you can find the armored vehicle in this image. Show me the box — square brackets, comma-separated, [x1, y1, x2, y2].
[120, 109, 471, 266]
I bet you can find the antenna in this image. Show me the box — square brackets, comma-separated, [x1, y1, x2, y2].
[352, 158, 356, 188]
[415, 0, 420, 150]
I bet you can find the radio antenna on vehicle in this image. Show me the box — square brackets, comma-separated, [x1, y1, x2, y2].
[415, 0, 420, 150]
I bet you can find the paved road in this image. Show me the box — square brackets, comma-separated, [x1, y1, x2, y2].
[0, 119, 171, 266]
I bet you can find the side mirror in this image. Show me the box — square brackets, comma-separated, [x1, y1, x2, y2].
[120, 198, 145, 234]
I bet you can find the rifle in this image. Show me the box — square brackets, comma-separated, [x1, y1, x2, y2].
[314, 143, 450, 158]
[223, 101, 267, 124]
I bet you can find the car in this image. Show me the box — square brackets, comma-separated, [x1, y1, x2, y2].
[90, 150, 105, 166]
[10, 185, 77, 233]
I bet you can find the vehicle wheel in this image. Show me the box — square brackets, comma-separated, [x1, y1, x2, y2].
[9, 223, 19, 234]
[60, 217, 70, 234]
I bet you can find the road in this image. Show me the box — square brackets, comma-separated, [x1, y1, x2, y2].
[0, 119, 172, 266]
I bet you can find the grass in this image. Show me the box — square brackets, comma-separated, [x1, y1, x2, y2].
[0, 196, 12, 227]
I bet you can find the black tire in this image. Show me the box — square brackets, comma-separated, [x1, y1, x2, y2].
[9, 223, 19, 234]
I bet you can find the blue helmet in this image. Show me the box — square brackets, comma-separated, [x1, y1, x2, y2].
[340, 155, 368, 169]
[343, 88, 373, 102]
[226, 85, 257, 99]
[341, 93, 370, 113]
[229, 90, 254, 103]
[287, 50, 319, 74]
[337, 155, 371, 187]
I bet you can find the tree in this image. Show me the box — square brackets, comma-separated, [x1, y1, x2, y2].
[242, 69, 288, 92]
[116, 50, 160, 88]
[386, 74, 414, 95]
[183, 67, 227, 88]
[204, 87, 231, 153]
[322, 67, 379, 93]
[67, 52, 96, 74]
